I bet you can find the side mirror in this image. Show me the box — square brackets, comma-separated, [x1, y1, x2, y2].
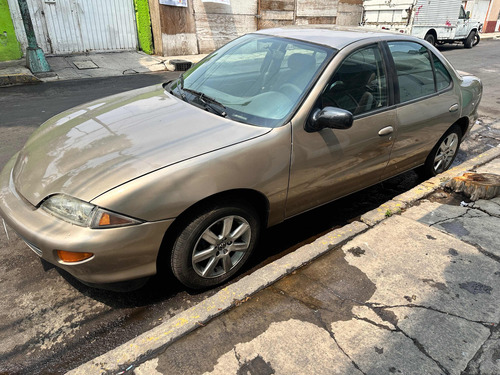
[466, 11, 471, 19]
[305, 107, 354, 133]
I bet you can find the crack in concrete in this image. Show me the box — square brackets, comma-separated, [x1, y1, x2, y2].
[290, 268, 496, 327]
[313, 310, 368, 375]
[396, 324, 451, 375]
[469, 202, 500, 219]
[269, 285, 368, 374]
[274, 277, 471, 375]
[352, 311, 452, 374]
[462, 324, 499, 373]
[296, 271, 495, 327]
[427, 208, 470, 227]
[424, 208, 500, 263]
[352, 316, 396, 332]
[366, 303, 493, 326]
[451, 234, 500, 263]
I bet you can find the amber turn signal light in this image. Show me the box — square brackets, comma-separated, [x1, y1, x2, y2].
[98, 212, 131, 227]
[57, 250, 94, 262]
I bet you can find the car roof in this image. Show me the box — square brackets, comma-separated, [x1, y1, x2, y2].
[254, 25, 405, 50]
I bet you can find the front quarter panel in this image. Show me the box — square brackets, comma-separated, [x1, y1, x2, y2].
[91, 125, 291, 227]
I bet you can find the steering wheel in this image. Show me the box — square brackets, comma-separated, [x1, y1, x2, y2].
[279, 83, 302, 101]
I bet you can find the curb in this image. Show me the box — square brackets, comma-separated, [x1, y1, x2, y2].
[0, 72, 41, 87]
[67, 146, 500, 375]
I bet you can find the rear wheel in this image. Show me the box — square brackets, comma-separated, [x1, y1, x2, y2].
[419, 125, 462, 179]
[424, 33, 435, 46]
[170, 202, 260, 289]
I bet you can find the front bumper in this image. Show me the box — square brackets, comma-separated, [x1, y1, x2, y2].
[0, 155, 174, 285]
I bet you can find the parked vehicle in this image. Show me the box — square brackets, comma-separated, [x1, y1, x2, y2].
[362, 0, 483, 48]
[0, 28, 482, 291]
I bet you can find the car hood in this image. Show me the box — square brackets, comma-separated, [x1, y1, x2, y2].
[13, 85, 271, 206]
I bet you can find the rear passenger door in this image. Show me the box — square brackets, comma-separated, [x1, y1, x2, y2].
[381, 41, 460, 178]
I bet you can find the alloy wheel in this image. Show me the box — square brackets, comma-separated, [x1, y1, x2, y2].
[191, 215, 251, 278]
[433, 133, 459, 173]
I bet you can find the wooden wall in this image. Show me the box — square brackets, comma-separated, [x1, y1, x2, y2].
[193, 0, 257, 53]
[149, 0, 363, 56]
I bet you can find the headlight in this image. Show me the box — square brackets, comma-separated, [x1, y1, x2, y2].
[41, 194, 142, 229]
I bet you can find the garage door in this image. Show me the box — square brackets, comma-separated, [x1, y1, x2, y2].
[26, 0, 137, 54]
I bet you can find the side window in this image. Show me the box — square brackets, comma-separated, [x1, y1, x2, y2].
[321, 44, 387, 116]
[432, 54, 452, 91]
[388, 41, 435, 103]
[459, 6, 467, 19]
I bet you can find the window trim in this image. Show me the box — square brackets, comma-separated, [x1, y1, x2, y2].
[381, 40, 455, 108]
[318, 42, 393, 120]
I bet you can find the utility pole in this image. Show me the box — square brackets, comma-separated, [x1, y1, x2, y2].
[17, 0, 51, 75]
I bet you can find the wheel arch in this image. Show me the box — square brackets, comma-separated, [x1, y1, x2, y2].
[424, 29, 437, 41]
[453, 116, 470, 140]
[157, 189, 270, 266]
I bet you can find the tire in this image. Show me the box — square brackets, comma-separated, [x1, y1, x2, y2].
[419, 125, 462, 179]
[424, 33, 435, 46]
[473, 33, 480, 46]
[170, 202, 260, 289]
[464, 31, 476, 48]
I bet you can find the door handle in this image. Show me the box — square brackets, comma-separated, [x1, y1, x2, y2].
[378, 126, 394, 136]
[449, 103, 459, 112]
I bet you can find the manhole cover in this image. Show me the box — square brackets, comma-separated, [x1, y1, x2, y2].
[73, 60, 99, 70]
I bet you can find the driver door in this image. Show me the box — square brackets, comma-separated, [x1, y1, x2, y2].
[455, 6, 469, 38]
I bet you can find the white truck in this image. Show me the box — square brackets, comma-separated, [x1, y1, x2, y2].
[362, 0, 483, 48]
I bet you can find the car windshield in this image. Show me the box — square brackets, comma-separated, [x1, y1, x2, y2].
[169, 34, 336, 128]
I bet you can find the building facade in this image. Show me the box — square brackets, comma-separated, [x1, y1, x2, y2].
[463, 0, 500, 32]
[6, 0, 364, 57]
[149, 0, 364, 56]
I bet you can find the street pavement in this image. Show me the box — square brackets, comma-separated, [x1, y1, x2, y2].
[68, 147, 500, 375]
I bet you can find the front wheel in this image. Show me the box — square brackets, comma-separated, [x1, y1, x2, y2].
[170, 202, 260, 289]
[419, 125, 462, 179]
[473, 33, 480, 46]
[464, 31, 476, 48]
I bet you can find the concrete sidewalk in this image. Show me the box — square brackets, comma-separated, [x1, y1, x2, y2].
[67, 146, 500, 375]
[0, 51, 207, 87]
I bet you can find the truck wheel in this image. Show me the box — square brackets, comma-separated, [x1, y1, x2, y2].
[473, 33, 480, 46]
[464, 31, 476, 48]
[424, 34, 435, 46]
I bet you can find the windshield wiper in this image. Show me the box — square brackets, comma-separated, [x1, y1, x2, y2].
[182, 88, 227, 118]
[174, 74, 188, 102]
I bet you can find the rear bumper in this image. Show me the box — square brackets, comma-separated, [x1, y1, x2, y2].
[0, 155, 174, 285]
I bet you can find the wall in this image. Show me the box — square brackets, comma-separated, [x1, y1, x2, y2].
[484, 0, 500, 32]
[151, 0, 363, 56]
[0, 0, 22, 61]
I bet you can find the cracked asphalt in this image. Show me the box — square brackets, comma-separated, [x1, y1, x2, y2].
[133, 180, 500, 375]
